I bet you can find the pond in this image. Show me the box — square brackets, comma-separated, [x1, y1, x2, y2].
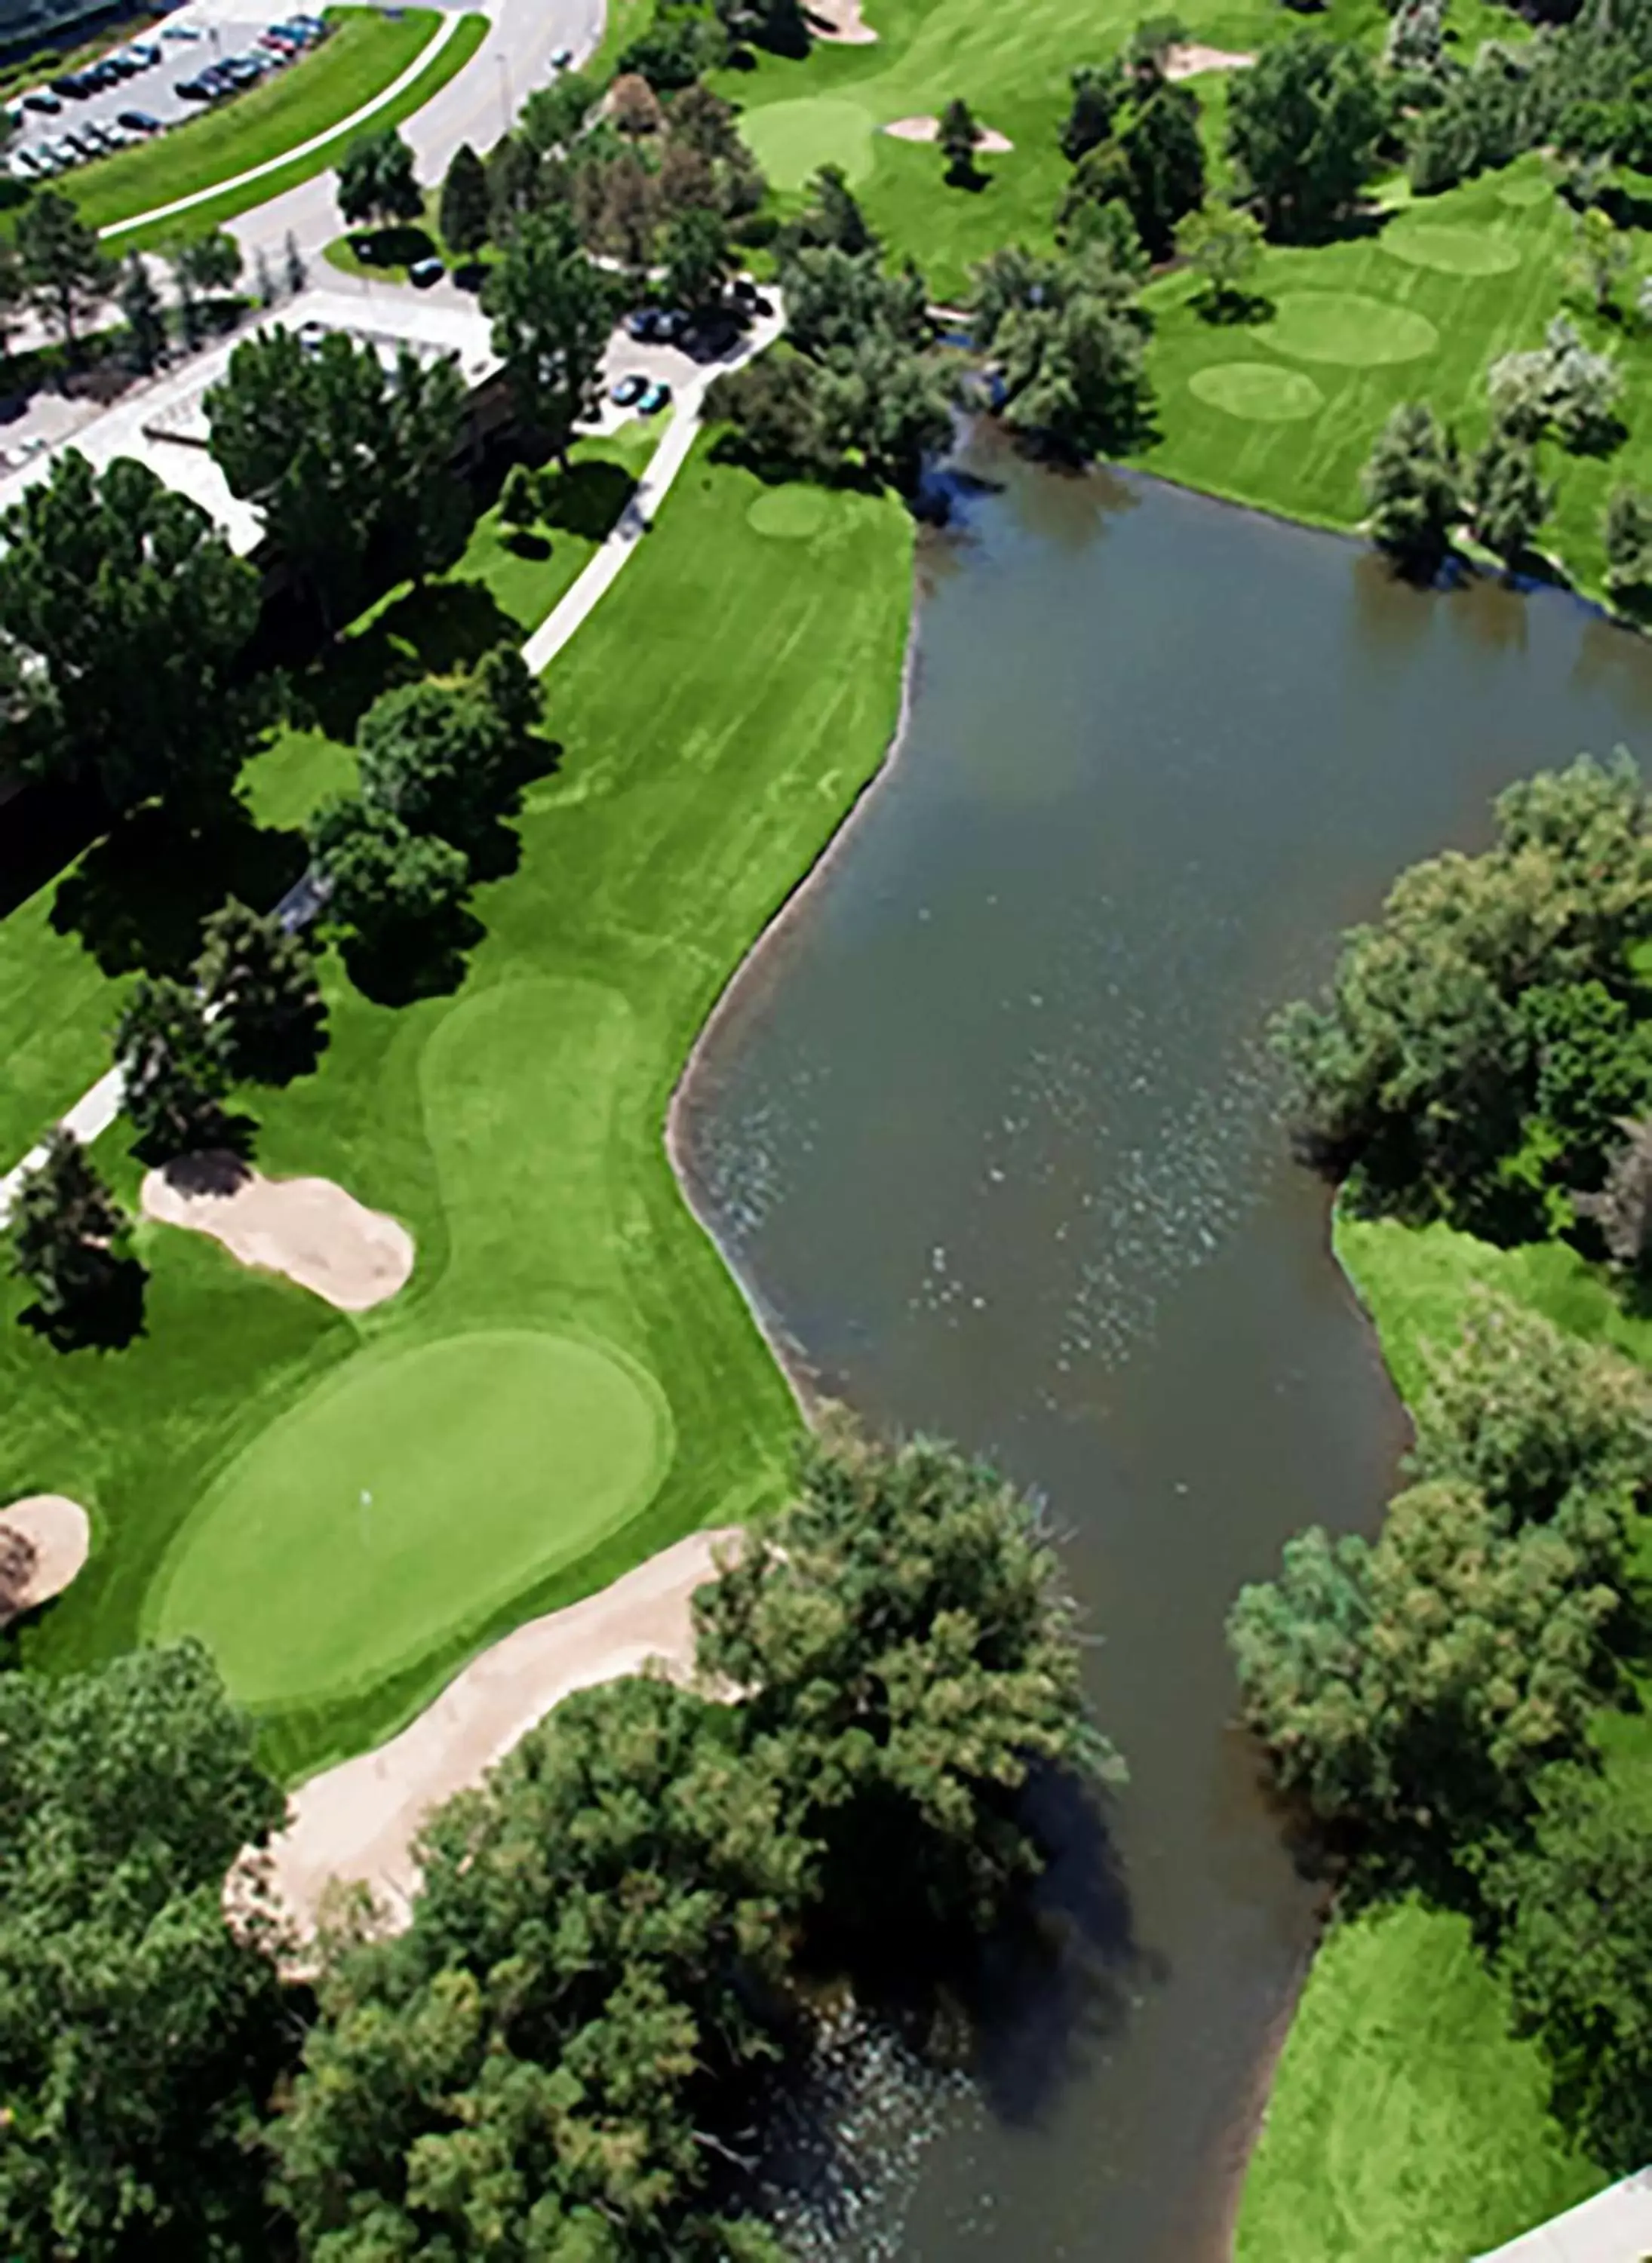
[675, 432, 1652, 2260]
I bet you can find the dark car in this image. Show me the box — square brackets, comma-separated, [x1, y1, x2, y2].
[176, 75, 210, 97]
[23, 88, 63, 112]
[118, 108, 161, 132]
[610, 372, 649, 407]
[409, 255, 446, 287]
[637, 379, 672, 415]
[653, 309, 689, 342]
[625, 308, 659, 342]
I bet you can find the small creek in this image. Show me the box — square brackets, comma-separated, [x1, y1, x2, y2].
[676, 431, 1652, 2258]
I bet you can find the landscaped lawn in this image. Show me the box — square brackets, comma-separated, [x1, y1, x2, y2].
[96, 8, 488, 252]
[715, 0, 1392, 303]
[1236, 1202, 1652, 2258]
[1236, 1902, 1604, 2263]
[0, 422, 656, 1165]
[1135, 153, 1652, 600]
[5, 441, 914, 1784]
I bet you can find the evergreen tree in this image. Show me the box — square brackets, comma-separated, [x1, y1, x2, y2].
[283, 229, 306, 296]
[1361, 401, 1460, 576]
[115, 976, 231, 1156]
[336, 127, 423, 230]
[119, 252, 166, 373]
[15, 189, 113, 355]
[253, 247, 276, 307]
[1604, 482, 1652, 602]
[438, 140, 490, 261]
[9, 1130, 140, 1334]
[195, 898, 327, 1088]
[1465, 420, 1552, 571]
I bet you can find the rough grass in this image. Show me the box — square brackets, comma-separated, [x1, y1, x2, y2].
[5, 443, 914, 1782]
[106, 12, 488, 253]
[716, 0, 1390, 302]
[1236, 1205, 1652, 2259]
[1236, 1902, 1605, 2263]
[1136, 152, 1652, 600]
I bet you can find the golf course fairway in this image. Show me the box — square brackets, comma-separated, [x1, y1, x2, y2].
[147, 1328, 672, 1707]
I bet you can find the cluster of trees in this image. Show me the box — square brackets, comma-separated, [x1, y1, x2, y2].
[1227, 31, 1386, 242]
[706, 170, 955, 492]
[1360, 316, 1631, 583]
[11, 899, 326, 1343]
[308, 642, 542, 993]
[974, 231, 1156, 457]
[0, 1426, 1115, 2256]
[1272, 752, 1652, 1242]
[1056, 18, 1206, 258]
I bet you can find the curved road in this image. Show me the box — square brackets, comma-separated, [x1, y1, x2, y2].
[231, 0, 605, 269]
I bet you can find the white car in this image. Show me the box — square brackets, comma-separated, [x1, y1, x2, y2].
[8, 149, 41, 180]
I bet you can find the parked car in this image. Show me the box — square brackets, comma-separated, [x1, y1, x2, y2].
[45, 137, 80, 166]
[260, 30, 298, 54]
[610, 372, 649, 407]
[21, 88, 61, 112]
[550, 43, 573, 66]
[625, 308, 660, 341]
[128, 41, 161, 64]
[162, 20, 203, 37]
[637, 380, 673, 415]
[175, 74, 209, 97]
[118, 107, 162, 131]
[654, 309, 689, 342]
[8, 149, 41, 179]
[409, 255, 446, 287]
[26, 140, 63, 171]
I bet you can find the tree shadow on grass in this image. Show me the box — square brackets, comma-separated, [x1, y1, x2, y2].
[539, 459, 637, 541]
[339, 903, 484, 1007]
[348, 224, 437, 270]
[19, 1255, 149, 1353]
[1194, 286, 1276, 326]
[130, 1107, 259, 1172]
[50, 803, 308, 980]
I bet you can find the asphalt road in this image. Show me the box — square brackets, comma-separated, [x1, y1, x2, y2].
[230, 0, 606, 268]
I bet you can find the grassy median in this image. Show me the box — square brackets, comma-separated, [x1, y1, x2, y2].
[4, 441, 913, 1782]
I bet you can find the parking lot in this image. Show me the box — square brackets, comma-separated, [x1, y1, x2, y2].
[7, 12, 327, 186]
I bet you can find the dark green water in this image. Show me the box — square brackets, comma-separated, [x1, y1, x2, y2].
[677, 434, 1652, 2259]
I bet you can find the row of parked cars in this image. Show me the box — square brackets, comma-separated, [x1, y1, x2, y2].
[6, 13, 327, 182]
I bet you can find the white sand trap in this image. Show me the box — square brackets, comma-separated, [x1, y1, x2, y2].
[141, 1151, 413, 1313]
[0, 1494, 91, 1623]
[1164, 41, 1254, 78]
[263, 1527, 743, 1936]
[884, 112, 1014, 152]
[806, 0, 877, 38]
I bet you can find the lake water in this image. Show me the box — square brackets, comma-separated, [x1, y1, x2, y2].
[675, 433, 1652, 2260]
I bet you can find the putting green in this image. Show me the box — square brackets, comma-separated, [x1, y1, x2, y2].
[740, 95, 876, 190]
[748, 485, 834, 539]
[1189, 362, 1325, 422]
[147, 1328, 673, 1707]
[1380, 223, 1520, 276]
[1265, 292, 1439, 367]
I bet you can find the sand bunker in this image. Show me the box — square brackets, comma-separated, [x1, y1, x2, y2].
[142, 1152, 413, 1313]
[1164, 41, 1254, 78]
[806, 0, 877, 40]
[884, 112, 1014, 152]
[0, 1495, 91, 1624]
[263, 1527, 742, 1936]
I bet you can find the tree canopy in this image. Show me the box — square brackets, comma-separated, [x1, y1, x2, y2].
[15, 189, 113, 353]
[115, 975, 232, 1156]
[195, 898, 327, 1089]
[336, 125, 424, 229]
[483, 209, 618, 465]
[1226, 32, 1384, 240]
[8, 1129, 141, 1342]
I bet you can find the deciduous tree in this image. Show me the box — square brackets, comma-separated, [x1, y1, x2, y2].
[355, 676, 519, 858]
[1603, 481, 1652, 600]
[1175, 201, 1265, 315]
[482, 208, 617, 465]
[168, 226, 242, 349]
[1226, 32, 1384, 239]
[309, 794, 473, 978]
[336, 124, 423, 229]
[662, 203, 730, 310]
[119, 250, 167, 372]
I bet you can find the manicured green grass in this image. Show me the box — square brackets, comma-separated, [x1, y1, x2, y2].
[715, 0, 1391, 302]
[0, 423, 655, 1163]
[148, 1324, 674, 1706]
[74, 9, 436, 235]
[1136, 152, 1652, 600]
[107, 12, 489, 254]
[1236, 1902, 1604, 2263]
[5, 444, 914, 1782]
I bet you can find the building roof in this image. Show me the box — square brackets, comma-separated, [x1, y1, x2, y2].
[0, 286, 502, 559]
[1475, 2171, 1652, 2263]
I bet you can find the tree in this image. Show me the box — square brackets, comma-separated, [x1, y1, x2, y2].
[608, 70, 665, 139]
[309, 794, 473, 979]
[1574, 1116, 1652, 1272]
[119, 250, 167, 373]
[336, 125, 423, 229]
[704, 350, 824, 474]
[1602, 481, 1652, 600]
[1571, 201, 1629, 314]
[0, 1645, 289, 2260]
[1226, 33, 1384, 240]
[780, 243, 928, 357]
[1488, 318, 1623, 454]
[1465, 419, 1551, 570]
[695, 1422, 1119, 1936]
[1361, 401, 1460, 576]
[662, 203, 729, 311]
[482, 208, 616, 465]
[814, 327, 957, 493]
[1271, 751, 1652, 1219]
[979, 243, 1153, 457]
[788, 160, 877, 254]
[1117, 81, 1205, 256]
[438, 139, 490, 260]
[9, 1130, 141, 1336]
[1061, 63, 1120, 163]
[0, 238, 23, 370]
[519, 68, 600, 154]
[497, 459, 542, 537]
[254, 246, 277, 306]
[576, 146, 662, 269]
[207, 325, 464, 630]
[1175, 201, 1264, 315]
[15, 188, 114, 355]
[0, 450, 265, 813]
[1485, 1767, 1652, 2170]
[195, 898, 327, 1088]
[283, 228, 307, 295]
[1229, 1479, 1614, 1873]
[355, 676, 519, 858]
[169, 227, 243, 349]
[668, 79, 744, 164]
[115, 976, 231, 1156]
[938, 94, 983, 183]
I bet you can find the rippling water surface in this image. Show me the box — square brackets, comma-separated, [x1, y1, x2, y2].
[677, 434, 1652, 2259]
